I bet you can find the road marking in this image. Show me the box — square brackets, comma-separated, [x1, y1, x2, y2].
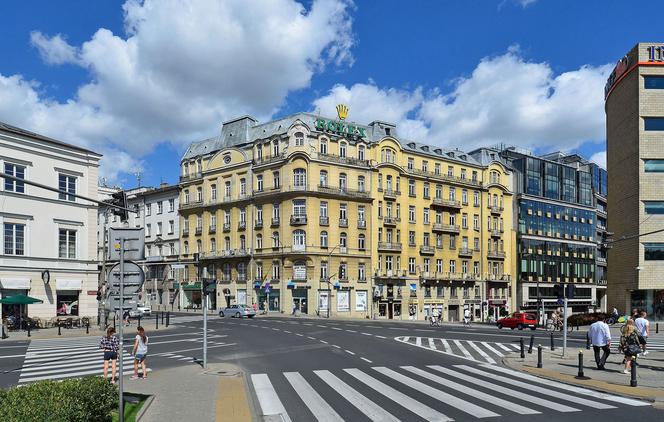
[307, 336, 316, 340]
[360, 357, 373, 363]
[332, 327, 342, 331]
[415, 337, 422, 347]
[447, 331, 585, 343]
[332, 345, 341, 349]
[19, 367, 152, 383]
[345, 330, 357, 333]
[314, 370, 399, 422]
[375, 335, 387, 339]
[452, 340, 474, 360]
[320, 340, 329, 344]
[456, 365, 615, 409]
[466, 341, 496, 364]
[284, 372, 343, 422]
[374, 367, 499, 418]
[440, 339, 451, 352]
[495, 343, 512, 351]
[345, 350, 356, 355]
[0, 353, 27, 359]
[284, 330, 292, 333]
[361, 332, 372, 336]
[296, 333, 304, 337]
[317, 325, 328, 328]
[428, 338, 437, 350]
[344, 368, 452, 421]
[402, 366, 539, 415]
[271, 328, 280, 331]
[251, 374, 292, 422]
[429, 365, 579, 413]
[480, 342, 503, 357]
[402, 336, 410, 343]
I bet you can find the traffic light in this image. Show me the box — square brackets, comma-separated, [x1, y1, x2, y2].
[553, 283, 564, 300]
[565, 284, 575, 299]
[203, 278, 216, 295]
[106, 190, 128, 221]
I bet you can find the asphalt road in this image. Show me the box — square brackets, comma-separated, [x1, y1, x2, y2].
[1, 314, 662, 421]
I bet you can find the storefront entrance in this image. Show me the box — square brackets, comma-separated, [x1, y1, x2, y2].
[448, 305, 459, 322]
[378, 300, 402, 319]
[258, 289, 280, 312]
[292, 288, 308, 314]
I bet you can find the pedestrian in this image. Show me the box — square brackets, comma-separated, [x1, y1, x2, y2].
[292, 302, 297, 316]
[252, 301, 257, 313]
[100, 327, 119, 384]
[131, 326, 149, 379]
[263, 300, 268, 314]
[463, 308, 471, 325]
[123, 310, 131, 326]
[619, 319, 642, 374]
[634, 311, 650, 356]
[631, 308, 639, 320]
[588, 316, 611, 369]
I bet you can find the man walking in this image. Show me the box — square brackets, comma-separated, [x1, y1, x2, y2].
[635, 311, 650, 356]
[588, 316, 611, 370]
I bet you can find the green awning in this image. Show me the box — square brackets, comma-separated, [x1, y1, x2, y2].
[182, 282, 201, 291]
[172, 282, 180, 289]
[0, 294, 44, 305]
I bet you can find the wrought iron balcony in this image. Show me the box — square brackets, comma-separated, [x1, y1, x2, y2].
[377, 242, 402, 252]
[432, 198, 462, 209]
[319, 216, 329, 226]
[487, 250, 506, 259]
[432, 223, 460, 233]
[419, 245, 436, 255]
[290, 215, 307, 225]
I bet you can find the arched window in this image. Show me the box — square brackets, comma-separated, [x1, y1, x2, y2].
[272, 232, 280, 248]
[358, 144, 365, 161]
[293, 229, 306, 251]
[320, 138, 328, 155]
[272, 139, 279, 156]
[240, 235, 246, 250]
[339, 173, 347, 190]
[340, 232, 347, 248]
[196, 239, 202, 253]
[358, 175, 365, 192]
[295, 132, 304, 146]
[293, 260, 307, 280]
[293, 168, 306, 188]
[256, 234, 263, 250]
[339, 141, 347, 158]
[319, 170, 328, 187]
[358, 234, 366, 250]
[224, 237, 231, 251]
[183, 241, 189, 254]
[320, 231, 328, 248]
[210, 238, 216, 252]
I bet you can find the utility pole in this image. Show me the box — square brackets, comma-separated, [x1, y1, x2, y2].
[118, 237, 125, 422]
[562, 296, 569, 358]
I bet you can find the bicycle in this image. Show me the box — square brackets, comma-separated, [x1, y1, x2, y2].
[545, 318, 574, 334]
[462, 317, 471, 327]
[429, 316, 441, 327]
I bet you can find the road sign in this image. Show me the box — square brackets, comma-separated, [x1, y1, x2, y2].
[171, 264, 185, 269]
[107, 261, 145, 295]
[104, 294, 138, 312]
[557, 298, 564, 305]
[108, 228, 145, 261]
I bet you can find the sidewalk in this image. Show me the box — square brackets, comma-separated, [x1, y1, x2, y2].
[503, 335, 664, 402]
[125, 362, 254, 422]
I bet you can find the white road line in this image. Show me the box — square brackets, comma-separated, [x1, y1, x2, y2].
[375, 335, 387, 339]
[495, 343, 512, 352]
[402, 336, 410, 343]
[415, 337, 422, 347]
[402, 366, 539, 415]
[452, 340, 474, 360]
[251, 374, 292, 422]
[456, 365, 615, 410]
[467, 341, 496, 364]
[21, 357, 135, 374]
[345, 330, 357, 333]
[344, 368, 452, 422]
[373, 367, 499, 418]
[284, 330, 292, 333]
[332, 345, 341, 349]
[332, 327, 342, 331]
[361, 332, 372, 336]
[284, 372, 342, 422]
[361, 357, 373, 363]
[480, 342, 504, 357]
[428, 338, 437, 350]
[479, 364, 650, 407]
[345, 350, 356, 355]
[440, 339, 451, 353]
[429, 365, 579, 413]
[307, 336, 316, 340]
[271, 328, 280, 331]
[320, 340, 329, 344]
[314, 370, 399, 422]
[296, 333, 304, 337]
[0, 354, 28, 359]
[19, 368, 152, 384]
[317, 325, 327, 328]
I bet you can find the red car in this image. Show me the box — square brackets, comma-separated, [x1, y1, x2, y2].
[497, 312, 537, 330]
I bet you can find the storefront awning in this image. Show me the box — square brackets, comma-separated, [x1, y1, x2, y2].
[0, 278, 31, 289]
[287, 281, 295, 289]
[56, 279, 82, 290]
[183, 282, 201, 291]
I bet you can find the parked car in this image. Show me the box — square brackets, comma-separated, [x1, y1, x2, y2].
[497, 312, 537, 330]
[137, 304, 152, 316]
[219, 304, 256, 318]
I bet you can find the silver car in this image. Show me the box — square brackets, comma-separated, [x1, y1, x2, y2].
[219, 304, 256, 318]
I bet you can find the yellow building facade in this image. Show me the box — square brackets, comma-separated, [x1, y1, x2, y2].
[179, 113, 516, 320]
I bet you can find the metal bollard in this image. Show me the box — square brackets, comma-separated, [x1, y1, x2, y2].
[113, 314, 116, 331]
[550, 332, 555, 351]
[520, 338, 525, 358]
[27, 323, 31, 338]
[138, 315, 142, 327]
[537, 345, 543, 368]
[577, 350, 585, 378]
[656, 322, 659, 334]
[58, 324, 62, 336]
[630, 357, 637, 387]
[586, 333, 591, 350]
[1, 324, 7, 339]
[528, 334, 535, 354]
[86, 320, 90, 335]
[162, 312, 165, 325]
[155, 312, 159, 330]
[166, 311, 170, 327]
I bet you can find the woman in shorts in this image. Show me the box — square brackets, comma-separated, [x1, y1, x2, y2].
[131, 326, 149, 379]
[100, 327, 119, 383]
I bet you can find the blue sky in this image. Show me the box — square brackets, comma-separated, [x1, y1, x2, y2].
[0, 0, 660, 188]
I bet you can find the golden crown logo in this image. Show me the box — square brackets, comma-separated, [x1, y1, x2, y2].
[336, 104, 349, 120]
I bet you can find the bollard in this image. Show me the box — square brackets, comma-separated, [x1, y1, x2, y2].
[162, 312, 165, 325]
[27, 322, 31, 338]
[520, 338, 525, 358]
[586, 333, 591, 350]
[630, 357, 637, 387]
[138, 315, 142, 327]
[550, 332, 555, 351]
[166, 311, 170, 327]
[113, 314, 116, 331]
[657, 322, 659, 334]
[58, 324, 62, 336]
[155, 312, 159, 330]
[577, 350, 585, 378]
[1, 324, 7, 339]
[528, 334, 535, 354]
[86, 320, 90, 335]
[537, 345, 543, 368]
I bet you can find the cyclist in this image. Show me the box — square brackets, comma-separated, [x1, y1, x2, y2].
[430, 308, 440, 326]
[550, 310, 562, 330]
[463, 308, 471, 325]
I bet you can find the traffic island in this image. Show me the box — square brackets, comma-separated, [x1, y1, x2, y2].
[502, 347, 664, 402]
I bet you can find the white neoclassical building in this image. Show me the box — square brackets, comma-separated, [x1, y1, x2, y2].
[0, 122, 101, 322]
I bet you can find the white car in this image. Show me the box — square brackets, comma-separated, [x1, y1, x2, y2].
[137, 305, 152, 316]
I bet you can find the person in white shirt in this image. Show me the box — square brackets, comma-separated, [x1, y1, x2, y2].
[463, 308, 471, 325]
[634, 311, 650, 356]
[588, 317, 611, 370]
[431, 308, 440, 324]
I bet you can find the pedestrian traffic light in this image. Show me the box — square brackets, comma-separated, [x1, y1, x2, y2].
[107, 190, 128, 221]
[203, 279, 216, 295]
[553, 283, 564, 300]
[565, 284, 575, 299]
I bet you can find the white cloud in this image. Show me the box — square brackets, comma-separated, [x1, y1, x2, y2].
[516, 0, 537, 7]
[1, 0, 354, 182]
[312, 48, 611, 153]
[590, 151, 606, 169]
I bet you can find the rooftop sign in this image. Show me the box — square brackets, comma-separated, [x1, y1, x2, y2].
[315, 104, 366, 138]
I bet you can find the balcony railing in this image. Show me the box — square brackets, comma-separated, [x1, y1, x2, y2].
[223, 223, 231, 232]
[182, 229, 190, 236]
[420, 245, 436, 255]
[377, 242, 402, 252]
[339, 218, 348, 228]
[253, 153, 286, 166]
[432, 198, 462, 208]
[383, 216, 400, 226]
[195, 226, 202, 235]
[317, 185, 371, 199]
[374, 269, 407, 279]
[255, 220, 263, 229]
[271, 217, 280, 227]
[209, 225, 216, 234]
[383, 189, 400, 199]
[487, 250, 506, 259]
[489, 205, 504, 214]
[238, 221, 246, 230]
[405, 167, 482, 187]
[290, 215, 307, 225]
[458, 248, 473, 257]
[597, 257, 607, 265]
[357, 219, 366, 229]
[319, 153, 370, 167]
[179, 171, 202, 182]
[432, 223, 460, 233]
[490, 229, 503, 237]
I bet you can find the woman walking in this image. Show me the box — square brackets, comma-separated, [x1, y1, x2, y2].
[100, 327, 119, 383]
[131, 326, 149, 379]
[620, 319, 642, 374]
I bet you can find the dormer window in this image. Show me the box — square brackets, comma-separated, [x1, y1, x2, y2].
[408, 142, 416, 149]
[295, 132, 304, 146]
[385, 127, 391, 136]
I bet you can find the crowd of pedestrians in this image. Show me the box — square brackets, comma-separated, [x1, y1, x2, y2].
[99, 325, 149, 384]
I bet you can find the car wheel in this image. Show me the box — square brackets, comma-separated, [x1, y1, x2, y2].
[235, 312, 242, 318]
[248, 315, 254, 318]
[530, 326, 536, 330]
[497, 323, 503, 329]
[518, 324, 524, 330]
[219, 311, 225, 318]
[510, 327, 515, 330]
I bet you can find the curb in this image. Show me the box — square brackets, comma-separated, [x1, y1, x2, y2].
[134, 394, 155, 422]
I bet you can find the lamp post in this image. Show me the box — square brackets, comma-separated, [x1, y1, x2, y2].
[325, 244, 341, 318]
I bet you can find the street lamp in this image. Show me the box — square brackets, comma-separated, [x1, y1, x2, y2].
[324, 244, 342, 318]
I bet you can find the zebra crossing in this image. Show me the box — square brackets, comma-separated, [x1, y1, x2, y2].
[250, 363, 649, 421]
[395, 336, 520, 364]
[167, 315, 206, 324]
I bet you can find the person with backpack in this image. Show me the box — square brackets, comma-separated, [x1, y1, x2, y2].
[131, 326, 149, 379]
[620, 319, 643, 374]
[634, 311, 650, 356]
[100, 327, 120, 383]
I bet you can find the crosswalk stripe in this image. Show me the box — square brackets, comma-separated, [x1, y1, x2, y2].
[284, 372, 343, 422]
[428, 338, 437, 350]
[466, 341, 496, 364]
[373, 367, 499, 418]
[415, 337, 422, 347]
[496, 343, 512, 351]
[314, 370, 400, 422]
[401, 366, 540, 415]
[344, 368, 452, 422]
[479, 364, 650, 407]
[19, 357, 136, 377]
[440, 339, 451, 353]
[456, 365, 615, 410]
[452, 340, 474, 360]
[428, 365, 580, 413]
[21, 356, 133, 372]
[480, 342, 504, 357]
[251, 374, 292, 422]
[19, 368, 152, 384]
[402, 336, 410, 343]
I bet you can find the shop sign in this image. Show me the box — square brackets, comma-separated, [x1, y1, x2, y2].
[337, 290, 350, 312]
[293, 265, 307, 281]
[604, 53, 634, 98]
[87, 290, 98, 296]
[355, 291, 367, 311]
[315, 117, 366, 138]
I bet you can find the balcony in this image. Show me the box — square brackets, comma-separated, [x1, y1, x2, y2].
[489, 205, 504, 214]
[597, 257, 607, 266]
[488, 250, 506, 260]
[490, 229, 503, 238]
[223, 223, 231, 232]
[319, 153, 370, 168]
[420, 245, 436, 255]
[405, 167, 483, 187]
[377, 242, 402, 252]
[383, 216, 400, 227]
[374, 269, 408, 279]
[432, 223, 460, 234]
[596, 209, 607, 217]
[271, 217, 280, 227]
[597, 279, 607, 286]
[290, 215, 307, 226]
[238, 221, 246, 230]
[253, 153, 286, 166]
[458, 248, 473, 257]
[357, 219, 366, 229]
[252, 186, 283, 198]
[383, 189, 401, 200]
[179, 171, 202, 182]
[596, 225, 607, 233]
[485, 273, 511, 282]
[208, 225, 216, 234]
[317, 185, 371, 199]
[339, 218, 348, 228]
[195, 226, 202, 236]
[255, 220, 263, 229]
[319, 216, 329, 226]
[182, 229, 190, 236]
[179, 199, 204, 211]
[432, 198, 462, 209]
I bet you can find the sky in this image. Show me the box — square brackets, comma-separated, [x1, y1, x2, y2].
[0, 0, 660, 189]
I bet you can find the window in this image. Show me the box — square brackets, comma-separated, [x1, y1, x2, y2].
[294, 169, 306, 187]
[644, 159, 664, 172]
[408, 179, 416, 196]
[645, 243, 664, 260]
[184, 190, 190, 204]
[449, 187, 456, 201]
[358, 263, 366, 281]
[211, 184, 217, 201]
[225, 181, 231, 198]
[319, 170, 328, 187]
[320, 201, 328, 218]
[169, 199, 175, 212]
[58, 174, 76, 201]
[273, 171, 281, 188]
[450, 260, 456, 274]
[449, 235, 456, 249]
[272, 232, 280, 248]
[197, 187, 203, 202]
[358, 234, 366, 250]
[169, 220, 174, 234]
[339, 203, 347, 220]
[644, 76, 664, 89]
[381, 148, 395, 163]
[358, 205, 365, 222]
[293, 229, 306, 251]
[339, 173, 347, 190]
[56, 228, 76, 258]
[473, 214, 479, 230]
[448, 166, 454, 177]
[409, 231, 415, 246]
[358, 176, 365, 192]
[146, 224, 152, 237]
[423, 208, 430, 224]
[256, 175, 263, 191]
[4, 163, 25, 193]
[358, 145, 365, 161]
[408, 258, 416, 274]
[462, 189, 468, 205]
[320, 138, 328, 154]
[644, 201, 664, 214]
[473, 191, 480, 206]
[340, 232, 347, 248]
[339, 262, 347, 280]
[183, 241, 189, 255]
[462, 213, 468, 229]
[256, 207, 263, 223]
[409, 206, 416, 223]
[320, 261, 328, 279]
[157, 201, 163, 214]
[272, 140, 280, 156]
[157, 222, 162, 236]
[295, 132, 304, 146]
[339, 141, 347, 158]
[240, 178, 246, 196]
[210, 238, 216, 252]
[422, 161, 428, 172]
[256, 234, 263, 249]
[407, 158, 414, 169]
[293, 199, 306, 216]
[320, 231, 328, 247]
[240, 208, 246, 224]
[4, 223, 25, 255]
[423, 182, 430, 199]
[385, 256, 393, 271]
